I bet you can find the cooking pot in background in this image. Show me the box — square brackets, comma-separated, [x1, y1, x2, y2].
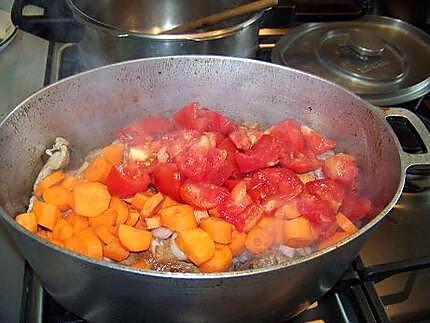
[0, 56, 428, 322]
[11, 0, 369, 68]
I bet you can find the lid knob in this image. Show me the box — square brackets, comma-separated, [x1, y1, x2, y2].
[348, 31, 385, 57]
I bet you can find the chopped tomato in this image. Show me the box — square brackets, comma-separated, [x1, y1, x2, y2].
[157, 129, 200, 160]
[306, 179, 345, 211]
[229, 126, 263, 151]
[311, 221, 339, 240]
[173, 102, 236, 135]
[297, 195, 336, 224]
[152, 163, 184, 201]
[247, 168, 303, 201]
[218, 137, 241, 179]
[323, 153, 358, 189]
[271, 119, 305, 152]
[218, 199, 247, 231]
[118, 117, 173, 145]
[179, 181, 230, 209]
[340, 190, 372, 221]
[224, 179, 241, 191]
[235, 135, 282, 173]
[280, 150, 321, 174]
[106, 164, 150, 198]
[301, 126, 336, 154]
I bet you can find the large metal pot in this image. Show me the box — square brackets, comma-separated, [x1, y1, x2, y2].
[0, 56, 428, 323]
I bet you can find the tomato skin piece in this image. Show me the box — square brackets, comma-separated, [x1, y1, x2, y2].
[306, 179, 345, 211]
[180, 181, 230, 209]
[152, 163, 184, 201]
[106, 164, 150, 198]
[280, 150, 321, 174]
[323, 153, 358, 189]
[218, 137, 241, 179]
[301, 126, 336, 154]
[297, 196, 336, 224]
[118, 117, 173, 145]
[340, 190, 371, 221]
[271, 119, 305, 152]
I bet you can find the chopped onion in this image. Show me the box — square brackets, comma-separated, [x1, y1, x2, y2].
[152, 227, 173, 240]
[170, 236, 187, 261]
[313, 168, 325, 179]
[278, 245, 296, 258]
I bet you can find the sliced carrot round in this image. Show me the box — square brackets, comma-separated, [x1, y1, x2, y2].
[118, 224, 152, 252]
[15, 212, 37, 233]
[42, 185, 71, 211]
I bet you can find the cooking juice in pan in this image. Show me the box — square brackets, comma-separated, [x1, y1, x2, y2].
[15, 102, 372, 273]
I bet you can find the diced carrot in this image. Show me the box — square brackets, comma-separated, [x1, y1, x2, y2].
[60, 175, 79, 191]
[131, 260, 151, 270]
[336, 212, 358, 234]
[176, 228, 215, 266]
[34, 171, 65, 196]
[283, 217, 315, 248]
[65, 212, 89, 233]
[15, 212, 37, 233]
[200, 217, 232, 244]
[159, 204, 197, 232]
[95, 225, 118, 244]
[245, 226, 274, 254]
[103, 241, 129, 261]
[126, 210, 140, 227]
[160, 196, 179, 208]
[318, 231, 350, 250]
[274, 218, 285, 245]
[102, 143, 124, 165]
[32, 200, 60, 231]
[42, 185, 71, 211]
[64, 228, 103, 260]
[107, 225, 119, 235]
[274, 200, 301, 219]
[208, 207, 221, 218]
[145, 216, 161, 230]
[229, 230, 247, 256]
[88, 208, 117, 227]
[130, 192, 150, 210]
[257, 217, 275, 233]
[110, 197, 129, 224]
[298, 173, 316, 184]
[52, 218, 74, 240]
[140, 192, 164, 218]
[199, 244, 233, 273]
[243, 205, 264, 232]
[48, 237, 65, 247]
[73, 182, 111, 217]
[36, 229, 52, 239]
[84, 156, 112, 183]
[118, 224, 152, 252]
[134, 219, 147, 230]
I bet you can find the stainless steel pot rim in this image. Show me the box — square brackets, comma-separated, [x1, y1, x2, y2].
[65, 0, 265, 41]
[0, 55, 407, 279]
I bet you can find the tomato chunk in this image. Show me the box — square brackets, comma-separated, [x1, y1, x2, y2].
[306, 179, 345, 211]
[218, 137, 241, 179]
[180, 181, 230, 209]
[152, 163, 184, 201]
[280, 150, 321, 174]
[229, 126, 263, 151]
[271, 119, 305, 152]
[323, 153, 358, 189]
[106, 164, 150, 198]
[297, 195, 336, 224]
[301, 126, 336, 154]
[340, 190, 372, 221]
[118, 117, 173, 145]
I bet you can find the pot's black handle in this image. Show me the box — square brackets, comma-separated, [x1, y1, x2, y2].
[277, 0, 369, 22]
[11, 0, 84, 42]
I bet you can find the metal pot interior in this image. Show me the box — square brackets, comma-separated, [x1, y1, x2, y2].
[0, 56, 402, 268]
[68, 0, 261, 35]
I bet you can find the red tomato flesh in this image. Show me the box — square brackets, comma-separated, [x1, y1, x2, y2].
[306, 179, 345, 212]
[179, 181, 230, 209]
[152, 163, 184, 201]
[340, 190, 372, 221]
[106, 164, 150, 198]
[323, 153, 358, 189]
[118, 117, 173, 145]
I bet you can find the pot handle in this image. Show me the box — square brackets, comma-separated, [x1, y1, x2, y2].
[11, 0, 83, 42]
[380, 107, 430, 171]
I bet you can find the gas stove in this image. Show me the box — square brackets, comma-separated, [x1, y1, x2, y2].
[1, 20, 429, 323]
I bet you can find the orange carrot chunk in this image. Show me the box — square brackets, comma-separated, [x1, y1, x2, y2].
[176, 228, 215, 266]
[130, 192, 150, 210]
[229, 230, 247, 256]
[88, 208, 117, 228]
[64, 228, 103, 260]
[283, 217, 315, 248]
[200, 217, 232, 244]
[336, 212, 358, 234]
[15, 212, 37, 233]
[125, 210, 140, 227]
[52, 218, 74, 241]
[118, 224, 152, 252]
[60, 175, 79, 191]
[73, 182, 111, 217]
[84, 156, 112, 183]
[102, 143, 124, 166]
[42, 185, 71, 211]
[33, 200, 60, 231]
[103, 241, 130, 261]
[144, 216, 161, 230]
[110, 197, 129, 224]
[318, 231, 351, 250]
[34, 171, 65, 196]
[95, 225, 118, 244]
[131, 260, 152, 270]
[274, 200, 301, 219]
[65, 212, 89, 233]
[140, 192, 164, 218]
[199, 244, 233, 273]
[159, 204, 197, 232]
[245, 226, 273, 254]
